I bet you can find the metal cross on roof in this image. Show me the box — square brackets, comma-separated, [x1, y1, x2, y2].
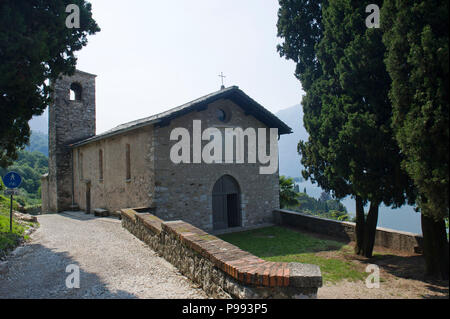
[218, 72, 226, 89]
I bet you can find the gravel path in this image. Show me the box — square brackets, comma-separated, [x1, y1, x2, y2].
[0, 212, 208, 299]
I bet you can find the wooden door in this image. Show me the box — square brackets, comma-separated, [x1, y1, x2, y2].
[212, 194, 227, 230]
[212, 175, 241, 230]
[227, 194, 240, 227]
[85, 185, 91, 214]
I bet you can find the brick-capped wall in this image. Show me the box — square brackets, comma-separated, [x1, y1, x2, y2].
[121, 208, 322, 299]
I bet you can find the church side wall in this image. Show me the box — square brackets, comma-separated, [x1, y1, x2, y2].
[72, 126, 154, 213]
[153, 98, 280, 231]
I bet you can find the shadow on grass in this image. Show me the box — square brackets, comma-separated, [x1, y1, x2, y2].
[0, 243, 138, 299]
[423, 284, 449, 298]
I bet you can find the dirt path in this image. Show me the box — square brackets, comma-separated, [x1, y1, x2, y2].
[0, 212, 207, 299]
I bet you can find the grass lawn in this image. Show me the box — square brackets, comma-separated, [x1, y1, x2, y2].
[218, 226, 367, 283]
[0, 195, 37, 257]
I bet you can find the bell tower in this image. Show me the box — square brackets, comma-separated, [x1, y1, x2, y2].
[47, 69, 96, 212]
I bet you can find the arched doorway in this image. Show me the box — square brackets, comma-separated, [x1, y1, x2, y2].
[212, 175, 241, 230]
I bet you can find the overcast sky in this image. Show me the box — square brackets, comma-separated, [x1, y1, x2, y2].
[74, 0, 304, 134]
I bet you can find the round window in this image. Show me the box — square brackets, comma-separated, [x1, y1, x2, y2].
[217, 108, 227, 122]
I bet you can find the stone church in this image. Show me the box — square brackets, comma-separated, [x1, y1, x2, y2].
[41, 70, 292, 231]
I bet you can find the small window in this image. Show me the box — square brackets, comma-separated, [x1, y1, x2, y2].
[216, 107, 231, 123]
[69, 83, 82, 101]
[79, 152, 84, 180]
[99, 149, 103, 181]
[217, 109, 226, 122]
[125, 144, 131, 181]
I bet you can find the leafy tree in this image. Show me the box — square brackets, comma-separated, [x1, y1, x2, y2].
[277, 0, 415, 257]
[382, 0, 449, 279]
[294, 192, 348, 220]
[330, 210, 350, 222]
[279, 175, 300, 209]
[0, 0, 100, 167]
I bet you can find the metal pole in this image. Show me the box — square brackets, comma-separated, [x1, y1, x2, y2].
[10, 194, 13, 232]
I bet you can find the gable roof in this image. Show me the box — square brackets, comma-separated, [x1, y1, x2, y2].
[71, 86, 292, 148]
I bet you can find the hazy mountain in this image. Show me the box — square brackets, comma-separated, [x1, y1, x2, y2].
[276, 104, 308, 179]
[25, 131, 49, 156]
[28, 108, 48, 134]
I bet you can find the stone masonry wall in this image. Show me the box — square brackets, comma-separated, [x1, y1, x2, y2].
[46, 70, 96, 212]
[273, 209, 423, 253]
[153, 98, 280, 231]
[72, 126, 154, 213]
[121, 208, 322, 299]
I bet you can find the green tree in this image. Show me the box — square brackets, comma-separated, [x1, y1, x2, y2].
[277, 0, 415, 257]
[382, 0, 449, 279]
[0, 0, 100, 167]
[0, 150, 48, 205]
[279, 176, 300, 209]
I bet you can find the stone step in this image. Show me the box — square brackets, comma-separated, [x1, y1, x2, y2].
[69, 204, 80, 211]
[93, 208, 109, 217]
[110, 210, 122, 220]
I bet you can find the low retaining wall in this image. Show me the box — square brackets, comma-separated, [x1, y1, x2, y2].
[121, 208, 322, 299]
[23, 205, 42, 215]
[273, 209, 423, 254]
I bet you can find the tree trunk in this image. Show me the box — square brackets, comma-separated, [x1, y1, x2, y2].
[362, 201, 380, 258]
[421, 214, 449, 280]
[354, 196, 365, 255]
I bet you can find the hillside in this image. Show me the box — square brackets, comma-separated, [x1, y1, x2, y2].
[1, 130, 49, 207]
[0, 150, 48, 206]
[25, 131, 48, 156]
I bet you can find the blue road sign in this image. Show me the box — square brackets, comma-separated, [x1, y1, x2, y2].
[2, 171, 22, 189]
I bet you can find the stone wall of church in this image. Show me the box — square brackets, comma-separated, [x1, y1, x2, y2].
[152, 98, 280, 231]
[72, 126, 154, 213]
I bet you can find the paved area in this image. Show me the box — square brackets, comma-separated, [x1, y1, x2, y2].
[0, 212, 208, 299]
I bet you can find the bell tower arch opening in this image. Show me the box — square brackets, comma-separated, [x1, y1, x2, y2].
[69, 82, 83, 101]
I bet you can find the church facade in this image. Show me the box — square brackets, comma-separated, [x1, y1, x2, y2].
[41, 70, 292, 231]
